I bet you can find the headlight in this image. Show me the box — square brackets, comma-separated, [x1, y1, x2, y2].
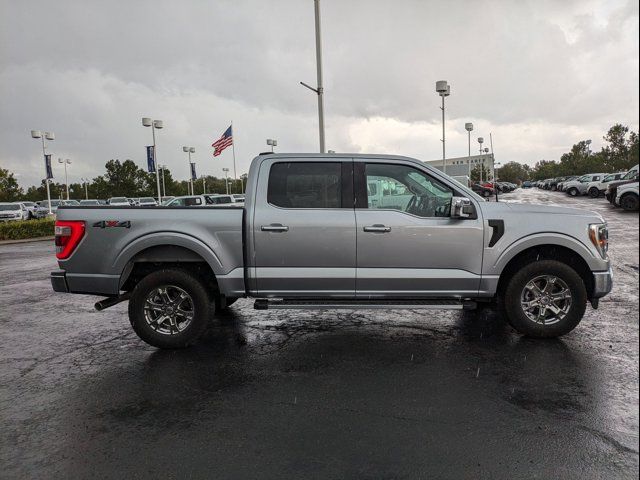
[589, 223, 609, 259]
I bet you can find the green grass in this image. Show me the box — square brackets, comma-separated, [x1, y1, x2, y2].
[0, 218, 55, 241]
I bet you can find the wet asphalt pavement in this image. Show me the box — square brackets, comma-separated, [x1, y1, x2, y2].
[1, 189, 638, 479]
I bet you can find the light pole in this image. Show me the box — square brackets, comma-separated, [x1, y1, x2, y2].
[201, 175, 207, 194]
[586, 139, 592, 158]
[58, 158, 71, 200]
[142, 118, 163, 202]
[182, 146, 195, 195]
[266, 139, 278, 152]
[30, 130, 55, 214]
[222, 168, 230, 195]
[435, 80, 450, 173]
[159, 165, 167, 198]
[81, 177, 89, 200]
[300, 0, 325, 152]
[477, 137, 484, 182]
[465, 122, 473, 177]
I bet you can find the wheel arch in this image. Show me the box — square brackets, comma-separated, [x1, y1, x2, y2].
[496, 244, 595, 300]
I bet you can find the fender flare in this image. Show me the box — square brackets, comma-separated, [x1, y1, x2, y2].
[491, 232, 600, 273]
[113, 231, 226, 279]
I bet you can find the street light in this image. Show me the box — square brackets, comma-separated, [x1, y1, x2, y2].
[142, 117, 163, 202]
[266, 139, 278, 152]
[465, 122, 474, 176]
[299, 0, 325, 153]
[478, 137, 485, 182]
[159, 165, 167, 198]
[58, 158, 71, 200]
[81, 177, 89, 200]
[30, 130, 55, 214]
[222, 167, 230, 195]
[182, 146, 195, 195]
[436, 80, 450, 172]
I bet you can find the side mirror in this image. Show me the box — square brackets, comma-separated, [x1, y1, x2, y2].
[451, 196, 473, 219]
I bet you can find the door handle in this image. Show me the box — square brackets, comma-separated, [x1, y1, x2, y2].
[363, 224, 391, 233]
[261, 224, 289, 232]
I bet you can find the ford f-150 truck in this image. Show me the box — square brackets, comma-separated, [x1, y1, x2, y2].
[51, 153, 613, 348]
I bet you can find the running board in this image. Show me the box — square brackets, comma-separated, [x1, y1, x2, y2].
[254, 299, 477, 311]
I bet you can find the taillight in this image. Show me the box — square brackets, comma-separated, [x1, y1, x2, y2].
[55, 221, 85, 259]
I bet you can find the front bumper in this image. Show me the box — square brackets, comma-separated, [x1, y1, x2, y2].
[592, 266, 613, 299]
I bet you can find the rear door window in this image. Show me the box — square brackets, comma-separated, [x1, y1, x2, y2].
[268, 162, 342, 209]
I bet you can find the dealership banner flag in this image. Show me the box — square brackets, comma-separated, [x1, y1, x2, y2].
[44, 154, 53, 179]
[190, 162, 197, 181]
[146, 146, 156, 173]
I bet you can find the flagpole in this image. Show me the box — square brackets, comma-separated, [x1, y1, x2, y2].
[231, 120, 237, 193]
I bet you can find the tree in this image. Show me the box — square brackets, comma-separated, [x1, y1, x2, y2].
[602, 124, 639, 172]
[470, 164, 491, 182]
[497, 161, 530, 183]
[0, 168, 24, 201]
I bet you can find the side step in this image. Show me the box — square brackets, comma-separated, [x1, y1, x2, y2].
[254, 299, 477, 311]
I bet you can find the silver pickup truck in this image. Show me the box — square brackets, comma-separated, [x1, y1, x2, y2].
[51, 153, 613, 348]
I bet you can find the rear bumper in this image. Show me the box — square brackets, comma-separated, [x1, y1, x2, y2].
[50, 270, 119, 295]
[51, 270, 69, 292]
[592, 267, 613, 299]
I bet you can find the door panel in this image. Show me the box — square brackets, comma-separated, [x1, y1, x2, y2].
[252, 159, 356, 297]
[355, 161, 484, 298]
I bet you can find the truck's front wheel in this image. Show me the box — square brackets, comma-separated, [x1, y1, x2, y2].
[128, 269, 211, 348]
[501, 260, 587, 338]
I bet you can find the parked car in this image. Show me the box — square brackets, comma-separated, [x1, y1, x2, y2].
[207, 194, 245, 206]
[12, 201, 36, 218]
[0, 202, 28, 222]
[547, 177, 565, 191]
[52, 152, 613, 348]
[161, 196, 176, 206]
[34, 199, 62, 218]
[614, 182, 639, 211]
[563, 173, 607, 197]
[557, 177, 578, 192]
[163, 195, 210, 207]
[80, 199, 101, 206]
[522, 181, 533, 188]
[108, 197, 131, 206]
[605, 164, 640, 204]
[585, 172, 626, 198]
[471, 183, 494, 197]
[138, 197, 158, 207]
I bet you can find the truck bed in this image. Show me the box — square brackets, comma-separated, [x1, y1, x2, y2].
[54, 206, 244, 296]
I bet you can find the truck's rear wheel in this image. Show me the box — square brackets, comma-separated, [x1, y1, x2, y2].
[501, 260, 587, 338]
[128, 269, 210, 348]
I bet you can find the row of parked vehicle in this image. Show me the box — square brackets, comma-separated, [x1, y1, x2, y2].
[530, 164, 639, 211]
[0, 194, 246, 222]
[470, 181, 519, 198]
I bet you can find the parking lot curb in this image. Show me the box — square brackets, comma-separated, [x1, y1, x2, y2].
[0, 236, 54, 245]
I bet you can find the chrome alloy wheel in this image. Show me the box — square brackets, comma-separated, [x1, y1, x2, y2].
[520, 275, 572, 325]
[143, 285, 194, 335]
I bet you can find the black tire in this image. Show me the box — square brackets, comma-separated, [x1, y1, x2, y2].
[567, 188, 578, 196]
[551, 185, 557, 191]
[483, 190, 491, 198]
[128, 269, 211, 348]
[620, 193, 639, 211]
[501, 260, 587, 338]
[588, 187, 600, 198]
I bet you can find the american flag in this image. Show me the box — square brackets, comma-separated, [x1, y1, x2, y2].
[212, 125, 233, 157]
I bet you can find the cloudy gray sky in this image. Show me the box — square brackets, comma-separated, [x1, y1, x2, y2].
[1, 0, 638, 188]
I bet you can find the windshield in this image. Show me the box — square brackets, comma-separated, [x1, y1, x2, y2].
[20, 202, 35, 207]
[0, 204, 20, 211]
[63, 200, 80, 205]
[623, 169, 639, 180]
[110, 197, 127, 203]
[80, 200, 99, 205]
[140, 198, 155, 203]
[39, 200, 61, 207]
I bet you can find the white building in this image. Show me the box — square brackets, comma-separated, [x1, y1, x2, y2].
[424, 153, 496, 180]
